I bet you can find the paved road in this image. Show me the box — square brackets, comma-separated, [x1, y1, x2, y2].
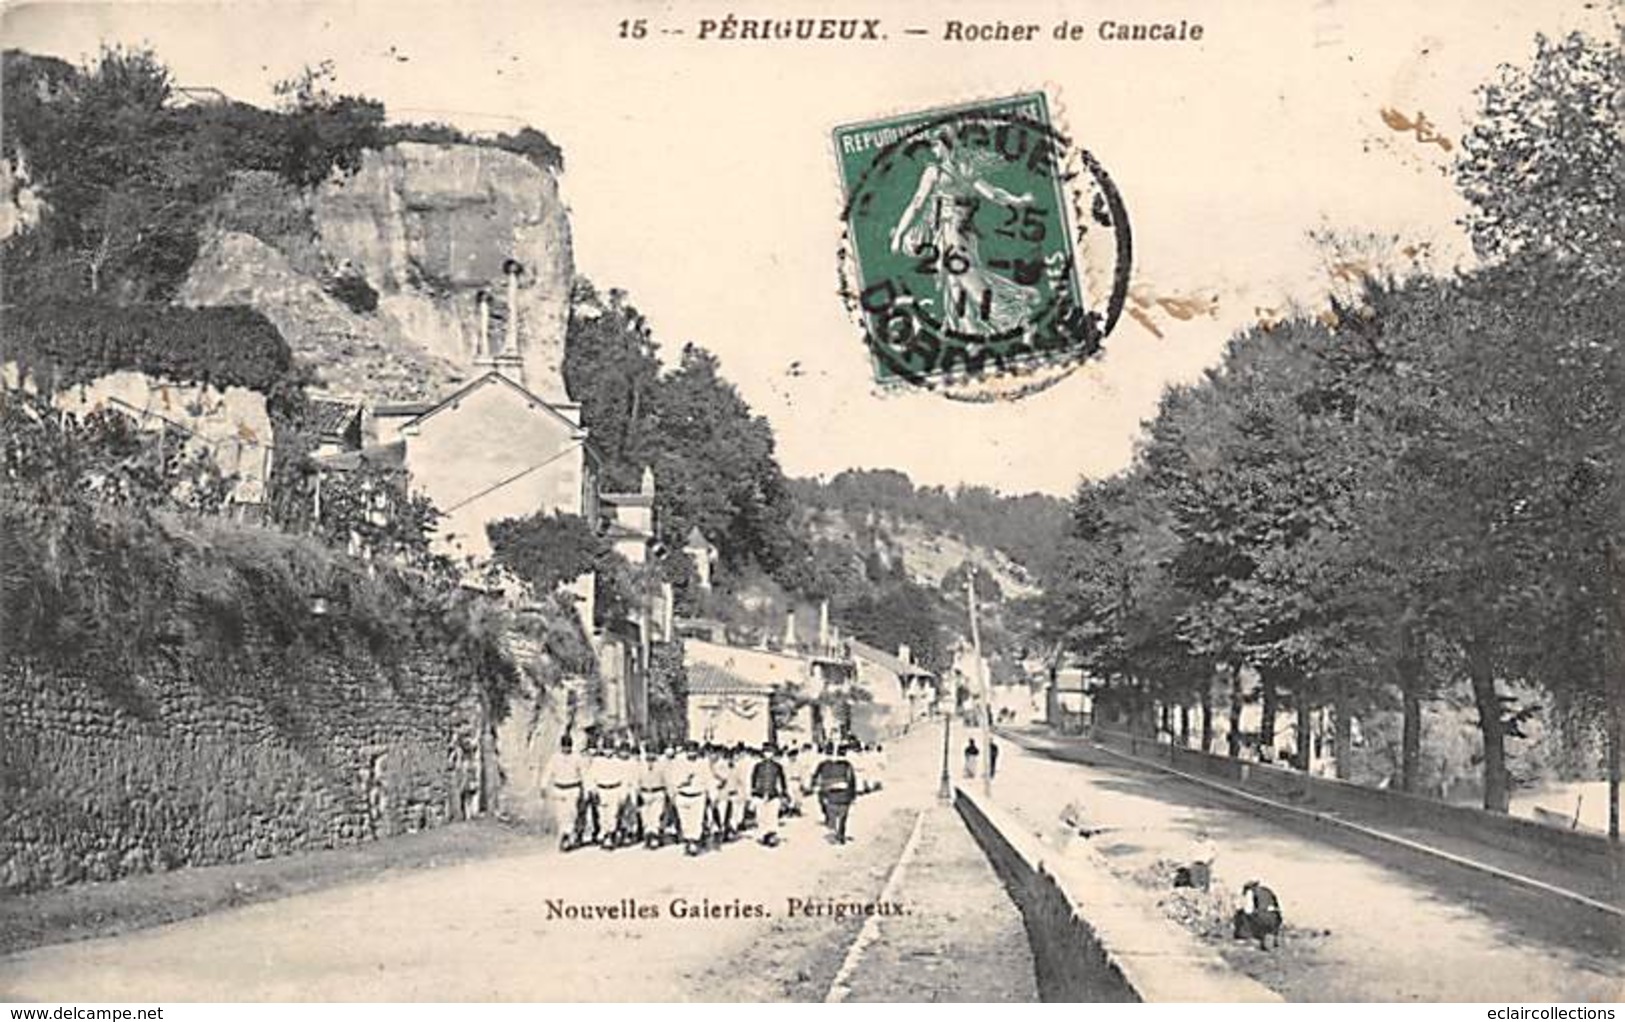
[989, 731, 1624, 1002]
[0, 727, 1036, 1002]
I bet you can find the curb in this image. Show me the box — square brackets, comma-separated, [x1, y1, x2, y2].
[955, 784, 1281, 1003]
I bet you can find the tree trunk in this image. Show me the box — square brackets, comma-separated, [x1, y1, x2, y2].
[1397, 618, 1423, 793]
[1200, 687, 1214, 753]
[1296, 699, 1313, 773]
[1260, 671, 1278, 752]
[1333, 679, 1352, 780]
[1179, 703, 1191, 748]
[1159, 700, 1172, 738]
[1226, 667, 1244, 759]
[1466, 636, 1510, 813]
[1609, 705, 1619, 842]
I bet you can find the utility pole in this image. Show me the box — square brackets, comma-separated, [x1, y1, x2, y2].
[966, 576, 992, 797]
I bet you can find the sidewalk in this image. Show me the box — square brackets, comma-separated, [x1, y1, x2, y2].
[834, 804, 1038, 1002]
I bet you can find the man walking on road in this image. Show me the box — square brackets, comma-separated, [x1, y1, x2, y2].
[672, 744, 710, 856]
[963, 737, 980, 779]
[541, 735, 587, 850]
[749, 744, 788, 846]
[812, 742, 858, 844]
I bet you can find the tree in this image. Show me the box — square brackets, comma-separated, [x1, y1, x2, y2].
[487, 512, 606, 595]
[1457, 31, 1624, 284]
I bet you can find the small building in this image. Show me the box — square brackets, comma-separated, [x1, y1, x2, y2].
[849, 640, 937, 740]
[599, 467, 657, 565]
[683, 526, 719, 590]
[686, 663, 772, 747]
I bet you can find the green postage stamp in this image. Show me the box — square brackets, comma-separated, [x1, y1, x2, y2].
[834, 93, 1131, 391]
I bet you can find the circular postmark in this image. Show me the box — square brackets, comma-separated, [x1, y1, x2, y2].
[834, 94, 1131, 401]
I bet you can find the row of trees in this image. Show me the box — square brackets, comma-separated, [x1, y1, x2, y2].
[1041, 31, 1622, 825]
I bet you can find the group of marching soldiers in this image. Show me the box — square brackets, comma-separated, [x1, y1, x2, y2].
[542, 736, 888, 855]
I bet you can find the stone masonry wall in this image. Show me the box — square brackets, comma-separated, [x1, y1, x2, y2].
[0, 647, 482, 894]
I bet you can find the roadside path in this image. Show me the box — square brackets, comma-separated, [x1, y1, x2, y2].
[989, 733, 1623, 1002]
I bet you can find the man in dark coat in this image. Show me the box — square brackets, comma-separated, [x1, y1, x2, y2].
[749, 744, 789, 846]
[811, 742, 858, 844]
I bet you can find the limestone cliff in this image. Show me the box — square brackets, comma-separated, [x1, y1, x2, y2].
[181, 142, 574, 406]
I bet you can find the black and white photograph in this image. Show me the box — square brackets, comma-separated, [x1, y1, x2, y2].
[0, 0, 1620, 1008]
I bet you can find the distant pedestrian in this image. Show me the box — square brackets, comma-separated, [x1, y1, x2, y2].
[988, 740, 1000, 780]
[812, 742, 858, 844]
[963, 738, 980, 779]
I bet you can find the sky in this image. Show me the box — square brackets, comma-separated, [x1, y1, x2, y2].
[4, 0, 1614, 495]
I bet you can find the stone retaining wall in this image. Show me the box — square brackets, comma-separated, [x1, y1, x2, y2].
[0, 651, 483, 894]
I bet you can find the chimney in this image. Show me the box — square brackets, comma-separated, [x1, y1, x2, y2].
[495, 258, 526, 387]
[898, 644, 912, 666]
[784, 609, 798, 650]
[818, 600, 830, 649]
[474, 291, 495, 368]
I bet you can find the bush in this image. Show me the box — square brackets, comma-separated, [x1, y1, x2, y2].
[325, 269, 379, 314]
[2, 300, 311, 415]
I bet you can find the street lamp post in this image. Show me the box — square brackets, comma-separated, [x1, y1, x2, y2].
[938, 694, 953, 802]
[965, 577, 992, 797]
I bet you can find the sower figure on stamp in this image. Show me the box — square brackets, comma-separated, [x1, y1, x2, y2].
[888, 135, 1041, 337]
[749, 743, 789, 847]
[541, 735, 586, 851]
[811, 742, 858, 844]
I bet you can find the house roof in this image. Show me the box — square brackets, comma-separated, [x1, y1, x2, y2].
[686, 663, 776, 696]
[684, 526, 717, 551]
[310, 440, 407, 472]
[603, 521, 651, 540]
[307, 397, 362, 439]
[600, 491, 654, 506]
[850, 639, 936, 680]
[400, 372, 587, 437]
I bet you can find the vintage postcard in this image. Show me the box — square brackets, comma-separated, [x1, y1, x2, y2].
[1, 0, 1620, 1009]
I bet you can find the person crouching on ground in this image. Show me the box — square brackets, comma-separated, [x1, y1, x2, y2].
[1233, 879, 1283, 950]
[749, 743, 789, 846]
[812, 742, 858, 844]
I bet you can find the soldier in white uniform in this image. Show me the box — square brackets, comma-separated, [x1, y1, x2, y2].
[708, 745, 734, 844]
[638, 746, 670, 848]
[784, 744, 810, 817]
[593, 745, 632, 848]
[671, 744, 711, 856]
[541, 735, 587, 850]
[732, 743, 758, 832]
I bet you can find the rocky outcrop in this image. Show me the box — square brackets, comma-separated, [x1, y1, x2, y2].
[180, 142, 574, 405]
[180, 231, 466, 403]
[314, 142, 574, 401]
